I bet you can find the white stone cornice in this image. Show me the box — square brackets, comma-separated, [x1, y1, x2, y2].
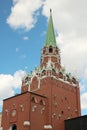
[44, 125, 52, 129]
[23, 121, 30, 126]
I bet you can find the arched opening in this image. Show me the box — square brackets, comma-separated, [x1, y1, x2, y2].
[72, 77, 76, 84]
[11, 124, 17, 130]
[49, 46, 53, 53]
[66, 75, 70, 81]
[59, 72, 63, 79]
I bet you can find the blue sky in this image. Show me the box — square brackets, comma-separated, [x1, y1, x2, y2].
[0, 0, 87, 115]
[0, 1, 45, 74]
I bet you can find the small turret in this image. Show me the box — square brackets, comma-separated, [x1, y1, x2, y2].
[41, 9, 61, 70]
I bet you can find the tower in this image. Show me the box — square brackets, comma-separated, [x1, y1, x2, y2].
[41, 9, 61, 70]
[2, 10, 81, 130]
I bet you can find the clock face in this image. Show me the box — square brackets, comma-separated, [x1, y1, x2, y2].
[12, 109, 16, 117]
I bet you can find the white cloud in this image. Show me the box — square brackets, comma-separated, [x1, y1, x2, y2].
[42, 0, 87, 77]
[23, 36, 29, 40]
[42, 0, 87, 111]
[5, 0, 87, 112]
[81, 93, 87, 109]
[12, 70, 27, 88]
[7, 0, 43, 30]
[0, 70, 26, 110]
[6, 0, 87, 81]
[80, 83, 85, 92]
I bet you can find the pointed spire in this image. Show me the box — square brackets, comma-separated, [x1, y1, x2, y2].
[45, 9, 56, 47]
[50, 8, 52, 15]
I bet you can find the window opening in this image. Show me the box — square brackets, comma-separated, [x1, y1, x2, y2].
[31, 97, 38, 103]
[11, 124, 17, 130]
[49, 47, 53, 53]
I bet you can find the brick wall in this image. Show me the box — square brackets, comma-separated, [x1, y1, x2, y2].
[0, 113, 2, 127]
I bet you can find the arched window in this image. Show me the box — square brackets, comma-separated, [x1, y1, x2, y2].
[31, 97, 38, 103]
[72, 77, 76, 84]
[40, 99, 46, 105]
[42, 70, 46, 75]
[59, 72, 63, 79]
[49, 46, 53, 53]
[66, 75, 70, 81]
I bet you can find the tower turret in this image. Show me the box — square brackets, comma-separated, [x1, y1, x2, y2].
[41, 9, 61, 70]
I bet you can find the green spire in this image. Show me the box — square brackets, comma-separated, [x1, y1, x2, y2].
[45, 9, 56, 47]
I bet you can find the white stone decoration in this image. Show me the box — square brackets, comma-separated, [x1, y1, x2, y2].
[5, 109, 8, 113]
[44, 125, 52, 129]
[23, 121, 30, 126]
[32, 105, 37, 112]
[41, 107, 45, 114]
[20, 104, 24, 111]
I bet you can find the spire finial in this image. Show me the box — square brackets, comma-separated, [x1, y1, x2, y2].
[50, 8, 52, 15]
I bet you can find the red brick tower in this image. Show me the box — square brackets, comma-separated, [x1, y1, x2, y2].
[2, 10, 81, 130]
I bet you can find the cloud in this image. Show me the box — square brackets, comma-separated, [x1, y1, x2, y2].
[42, 0, 87, 111]
[12, 70, 27, 88]
[7, 0, 43, 30]
[42, 0, 87, 77]
[81, 93, 87, 109]
[23, 36, 29, 40]
[0, 70, 26, 110]
[6, 0, 87, 81]
[5, 0, 87, 112]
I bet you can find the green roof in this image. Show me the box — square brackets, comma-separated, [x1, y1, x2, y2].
[45, 9, 56, 47]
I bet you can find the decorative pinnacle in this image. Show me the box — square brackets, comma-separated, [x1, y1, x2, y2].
[50, 9, 52, 15]
[45, 8, 56, 47]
